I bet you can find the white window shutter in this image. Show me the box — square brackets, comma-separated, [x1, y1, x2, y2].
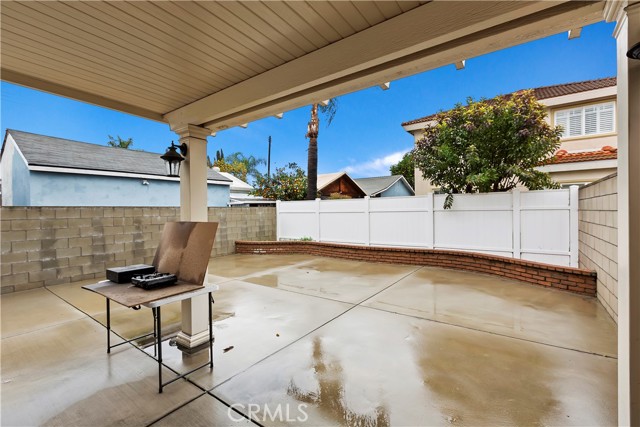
[554, 102, 615, 138]
[599, 103, 614, 133]
[555, 111, 568, 137]
[585, 106, 597, 134]
[569, 109, 582, 137]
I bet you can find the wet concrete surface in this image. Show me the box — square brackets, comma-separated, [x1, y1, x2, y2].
[241, 258, 420, 304]
[150, 394, 255, 426]
[214, 306, 616, 427]
[1, 288, 86, 339]
[0, 253, 617, 426]
[146, 280, 353, 390]
[363, 265, 617, 357]
[1, 316, 201, 426]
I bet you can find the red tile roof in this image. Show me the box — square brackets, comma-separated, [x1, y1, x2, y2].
[533, 77, 616, 100]
[402, 77, 617, 127]
[545, 146, 618, 165]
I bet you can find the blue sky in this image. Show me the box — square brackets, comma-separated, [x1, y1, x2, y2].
[1, 21, 616, 179]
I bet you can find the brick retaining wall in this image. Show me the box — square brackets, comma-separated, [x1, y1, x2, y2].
[1, 206, 276, 294]
[236, 240, 597, 296]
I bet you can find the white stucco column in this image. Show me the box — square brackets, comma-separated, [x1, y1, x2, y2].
[173, 124, 211, 351]
[612, 2, 640, 424]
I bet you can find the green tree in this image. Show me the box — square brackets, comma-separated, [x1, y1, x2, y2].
[390, 152, 415, 189]
[107, 135, 133, 149]
[306, 99, 338, 200]
[225, 152, 266, 183]
[213, 159, 248, 182]
[413, 90, 561, 208]
[251, 163, 307, 201]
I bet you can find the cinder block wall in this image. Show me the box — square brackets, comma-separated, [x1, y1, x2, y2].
[578, 173, 618, 323]
[1, 206, 275, 294]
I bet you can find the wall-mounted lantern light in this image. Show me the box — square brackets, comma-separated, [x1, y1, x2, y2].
[627, 41, 640, 60]
[160, 141, 187, 177]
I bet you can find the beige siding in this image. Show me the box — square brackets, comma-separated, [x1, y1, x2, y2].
[558, 134, 617, 152]
[550, 168, 618, 186]
[578, 174, 618, 322]
[414, 167, 436, 195]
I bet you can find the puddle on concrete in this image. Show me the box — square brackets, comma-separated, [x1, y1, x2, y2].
[244, 274, 281, 288]
[287, 336, 390, 427]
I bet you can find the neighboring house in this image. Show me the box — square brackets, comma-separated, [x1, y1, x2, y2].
[402, 77, 618, 194]
[217, 170, 253, 199]
[317, 172, 366, 198]
[217, 169, 275, 207]
[353, 175, 415, 197]
[317, 172, 414, 199]
[1, 129, 232, 206]
[537, 146, 617, 188]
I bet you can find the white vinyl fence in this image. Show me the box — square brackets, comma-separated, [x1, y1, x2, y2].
[276, 187, 579, 267]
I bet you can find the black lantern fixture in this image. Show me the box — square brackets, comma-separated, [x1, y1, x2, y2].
[161, 141, 187, 177]
[627, 41, 640, 60]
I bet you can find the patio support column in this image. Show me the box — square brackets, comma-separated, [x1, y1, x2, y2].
[613, 2, 640, 424]
[173, 124, 211, 352]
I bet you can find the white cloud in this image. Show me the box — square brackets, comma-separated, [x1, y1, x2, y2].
[343, 150, 409, 177]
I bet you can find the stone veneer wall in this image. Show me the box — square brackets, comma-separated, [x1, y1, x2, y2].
[578, 173, 618, 323]
[1, 206, 275, 294]
[236, 240, 597, 296]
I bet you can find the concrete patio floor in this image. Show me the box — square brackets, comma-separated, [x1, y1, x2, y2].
[1, 254, 617, 426]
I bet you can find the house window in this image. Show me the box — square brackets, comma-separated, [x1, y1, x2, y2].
[554, 102, 615, 138]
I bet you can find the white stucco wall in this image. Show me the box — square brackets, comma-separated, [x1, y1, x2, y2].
[27, 172, 230, 207]
[1, 135, 31, 206]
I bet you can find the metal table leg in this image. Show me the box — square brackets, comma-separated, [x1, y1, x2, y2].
[105, 293, 217, 393]
[155, 306, 163, 393]
[209, 292, 214, 368]
[106, 298, 111, 353]
[105, 299, 155, 354]
[153, 306, 157, 358]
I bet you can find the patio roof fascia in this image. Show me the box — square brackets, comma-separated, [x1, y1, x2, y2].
[2, 69, 165, 123]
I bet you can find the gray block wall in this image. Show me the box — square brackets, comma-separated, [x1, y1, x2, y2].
[578, 173, 618, 323]
[1, 206, 276, 294]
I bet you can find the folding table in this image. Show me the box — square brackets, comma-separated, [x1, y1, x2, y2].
[83, 280, 219, 393]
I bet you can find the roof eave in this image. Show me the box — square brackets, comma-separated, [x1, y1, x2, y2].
[28, 164, 232, 185]
[537, 86, 617, 107]
[537, 159, 617, 173]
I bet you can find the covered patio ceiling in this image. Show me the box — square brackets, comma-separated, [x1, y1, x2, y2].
[1, 1, 605, 133]
[3, 2, 638, 424]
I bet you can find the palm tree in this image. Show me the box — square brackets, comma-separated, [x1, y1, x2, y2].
[306, 99, 337, 200]
[107, 135, 133, 149]
[225, 152, 266, 183]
